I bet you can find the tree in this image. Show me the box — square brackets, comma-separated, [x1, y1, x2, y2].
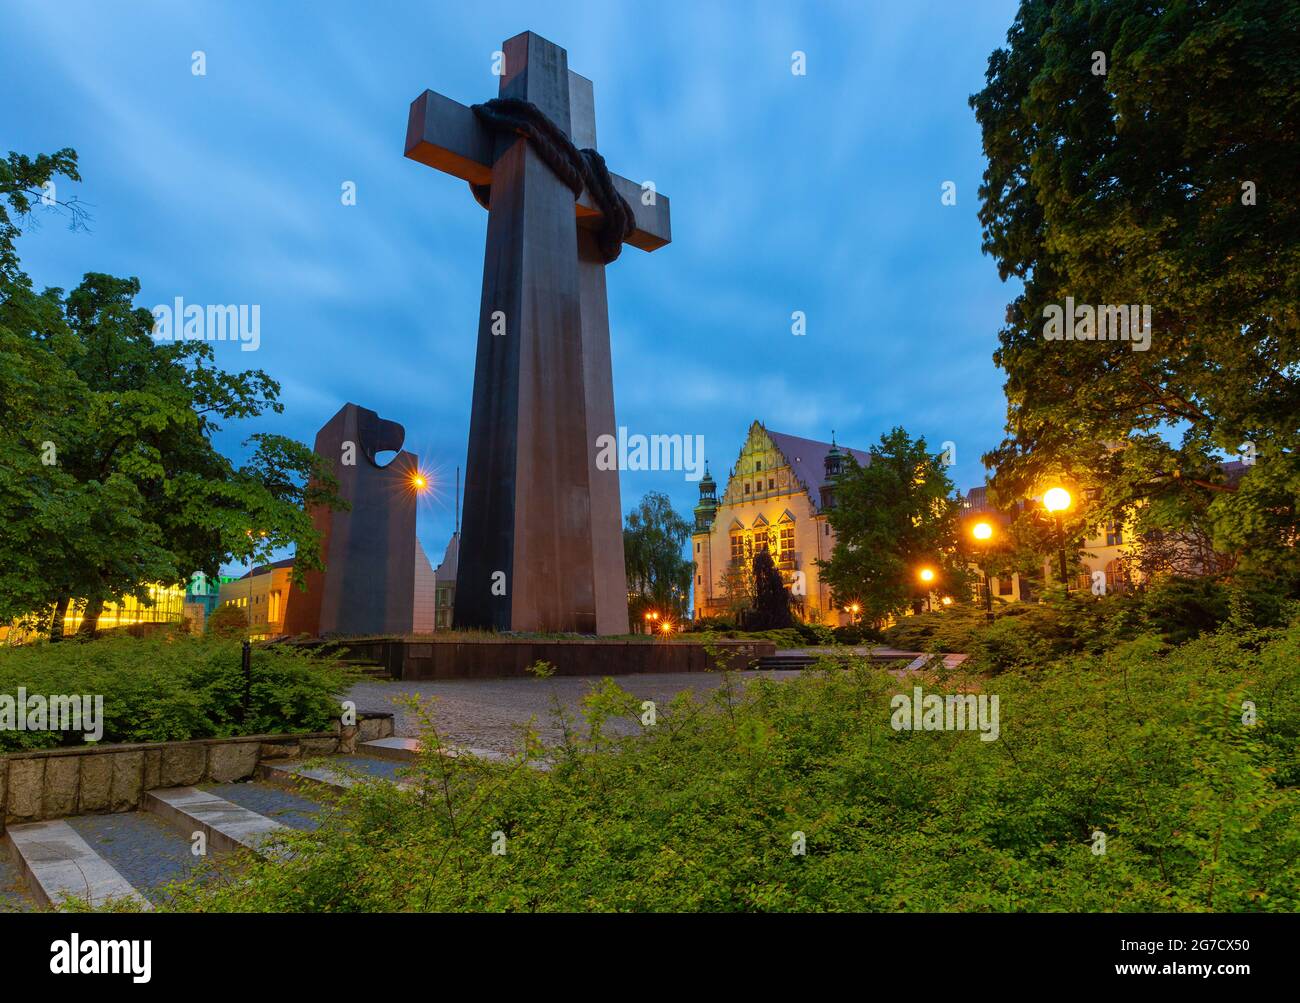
[971, 1, 1299, 585]
[0, 148, 345, 636]
[818, 428, 974, 624]
[746, 546, 793, 630]
[718, 560, 754, 621]
[623, 492, 693, 620]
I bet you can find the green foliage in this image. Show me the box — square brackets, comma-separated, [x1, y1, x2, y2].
[163, 618, 1300, 912]
[0, 634, 355, 751]
[882, 577, 1277, 673]
[745, 546, 793, 630]
[205, 603, 249, 639]
[0, 147, 346, 632]
[972, 1, 1300, 576]
[623, 492, 693, 619]
[819, 427, 975, 624]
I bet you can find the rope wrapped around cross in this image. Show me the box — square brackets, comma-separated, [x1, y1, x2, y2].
[469, 97, 636, 264]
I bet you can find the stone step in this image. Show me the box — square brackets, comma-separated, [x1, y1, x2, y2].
[63, 811, 220, 907]
[3, 819, 151, 911]
[0, 842, 39, 912]
[202, 781, 325, 832]
[358, 736, 517, 764]
[259, 754, 412, 794]
[357, 736, 421, 761]
[144, 787, 287, 856]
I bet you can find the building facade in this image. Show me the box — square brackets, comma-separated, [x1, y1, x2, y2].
[217, 559, 296, 640]
[691, 422, 871, 626]
[433, 532, 459, 630]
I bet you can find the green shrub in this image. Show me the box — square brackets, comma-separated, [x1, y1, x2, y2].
[163, 616, 1300, 913]
[0, 634, 357, 751]
[205, 603, 249, 638]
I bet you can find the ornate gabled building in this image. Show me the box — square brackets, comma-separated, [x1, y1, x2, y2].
[690, 421, 871, 625]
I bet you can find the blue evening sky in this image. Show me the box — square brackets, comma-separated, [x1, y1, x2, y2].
[3, 0, 1023, 572]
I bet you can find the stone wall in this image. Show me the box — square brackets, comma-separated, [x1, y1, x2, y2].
[0, 712, 392, 832]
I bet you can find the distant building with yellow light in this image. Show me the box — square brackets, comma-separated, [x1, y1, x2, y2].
[217, 558, 296, 640]
[691, 421, 871, 626]
[0, 583, 189, 646]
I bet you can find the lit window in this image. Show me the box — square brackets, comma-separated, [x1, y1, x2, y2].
[1106, 524, 1124, 547]
[730, 533, 744, 561]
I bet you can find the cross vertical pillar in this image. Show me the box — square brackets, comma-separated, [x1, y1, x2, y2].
[569, 71, 630, 635]
[455, 31, 599, 633]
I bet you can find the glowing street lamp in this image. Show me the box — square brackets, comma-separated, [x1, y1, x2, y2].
[916, 566, 936, 613]
[846, 602, 861, 625]
[970, 520, 996, 623]
[1042, 487, 1073, 590]
[1042, 487, 1072, 514]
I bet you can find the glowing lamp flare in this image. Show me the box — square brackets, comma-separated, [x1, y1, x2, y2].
[1043, 487, 1072, 513]
[972, 521, 994, 541]
[918, 567, 936, 584]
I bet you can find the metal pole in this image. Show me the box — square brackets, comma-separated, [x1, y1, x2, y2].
[241, 639, 252, 722]
[1056, 515, 1069, 591]
[983, 565, 994, 623]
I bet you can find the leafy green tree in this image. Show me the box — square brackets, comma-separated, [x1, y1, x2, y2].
[623, 491, 693, 620]
[818, 428, 974, 623]
[971, 0, 1299, 584]
[747, 546, 793, 629]
[0, 148, 344, 636]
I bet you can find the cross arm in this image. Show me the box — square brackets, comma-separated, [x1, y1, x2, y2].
[405, 89, 671, 252]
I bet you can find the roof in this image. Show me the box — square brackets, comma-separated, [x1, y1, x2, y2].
[237, 557, 295, 580]
[764, 428, 872, 506]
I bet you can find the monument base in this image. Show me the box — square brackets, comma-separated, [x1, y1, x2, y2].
[306, 636, 774, 681]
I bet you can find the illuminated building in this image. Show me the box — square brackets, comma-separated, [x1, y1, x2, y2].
[691, 421, 871, 626]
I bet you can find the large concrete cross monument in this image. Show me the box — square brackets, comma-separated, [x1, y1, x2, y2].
[405, 30, 671, 635]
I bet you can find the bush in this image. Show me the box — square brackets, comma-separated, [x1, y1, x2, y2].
[206, 603, 249, 638]
[881, 578, 1273, 673]
[831, 624, 863, 645]
[163, 616, 1300, 913]
[0, 634, 358, 751]
[687, 616, 736, 633]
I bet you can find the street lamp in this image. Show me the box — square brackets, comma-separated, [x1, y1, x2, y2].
[846, 602, 861, 625]
[917, 567, 936, 613]
[971, 520, 995, 623]
[1042, 487, 1073, 590]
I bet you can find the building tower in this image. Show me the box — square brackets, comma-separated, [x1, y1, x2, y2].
[693, 464, 719, 532]
[820, 432, 844, 511]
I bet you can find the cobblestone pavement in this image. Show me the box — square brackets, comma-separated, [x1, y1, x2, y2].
[347, 670, 804, 755]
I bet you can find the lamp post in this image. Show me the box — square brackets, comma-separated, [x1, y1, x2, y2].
[1042, 487, 1073, 591]
[917, 567, 936, 613]
[972, 520, 995, 623]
